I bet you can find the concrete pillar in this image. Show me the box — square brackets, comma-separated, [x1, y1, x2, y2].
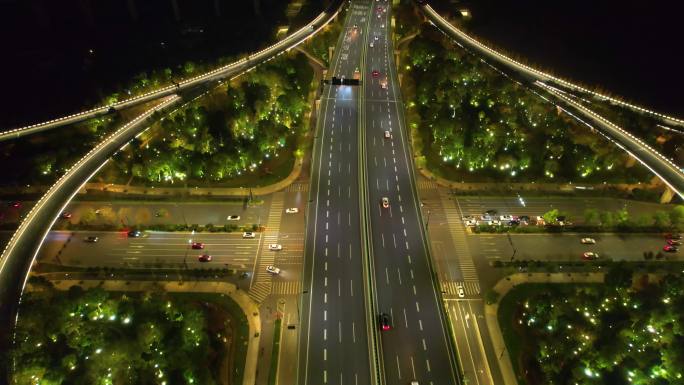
[660, 186, 675, 204]
[127, 0, 139, 21]
[214, 0, 221, 17]
[170, 0, 181, 21]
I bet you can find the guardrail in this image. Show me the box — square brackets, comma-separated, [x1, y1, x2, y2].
[417, 2, 684, 129]
[0, 1, 345, 379]
[416, 1, 684, 199]
[0, 0, 344, 142]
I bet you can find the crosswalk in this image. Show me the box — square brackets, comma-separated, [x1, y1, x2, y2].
[439, 190, 479, 284]
[286, 183, 309, 192]
[417, 180, 438, 190]
[441, 280, 481, 297]
[249, 192, 285, 303]
[273, 281, 302, 295]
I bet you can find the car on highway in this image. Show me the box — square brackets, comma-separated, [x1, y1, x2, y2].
[464, 219, 477, 227]
[191, 242, 204, 250]
[485, 209, 497, 216]
[127, 230, 142, 238]
[581, 238, 596, 244]
[381, 197, 390, 208]
[372, 69, 380, 78]
[95, 209, 102, 215]
[269, 244, 283, 251]
[369, 41, 374, 48]
[198, 254, 212, 262]
[266, 265, 281, 275]
[499, 215, 514, 222]
[243, 231, 256, 238]
[380, 79, 388, 89]
[374, 36, 379, 41]
[665, 233, 682, 240]
[285, 208, 299, 214]
[457, 286, 465, 298]
[381, 23, 385, 28]
[84, 236, 99, 243]
[379, 313, 391, 331]
[227, 215, 240, 221]
[582, 252, 599, 260]
[60, 212, 72, 219]
[9, 201, 21, 208]
[411, 382, 420, 385]
[667, 239, 682, 246]
[384, 130, 391, 139]
[664, 245, 679, 252]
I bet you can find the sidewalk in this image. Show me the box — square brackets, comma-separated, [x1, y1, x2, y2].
[45, 279, 261, 385]
[485, 272, 605, 385]
[417, 164, 660, 194]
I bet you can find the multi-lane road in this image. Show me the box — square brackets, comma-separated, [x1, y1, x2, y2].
[364, 3, 457, 385]
[298, 3, 372, 385]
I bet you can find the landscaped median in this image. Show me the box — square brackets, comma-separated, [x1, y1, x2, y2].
[13, 277, 260, 385]
[488, 269, 684, 385]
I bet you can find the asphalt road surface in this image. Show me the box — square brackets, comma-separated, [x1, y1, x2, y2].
[364, 4, 457, 385]
[298, 3, 371, 384]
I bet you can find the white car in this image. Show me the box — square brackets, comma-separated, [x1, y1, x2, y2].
[499, 215, 514, 222]
[490, 220, 501, 226]
[269, 244, 283, 251]
[266, 265, 281, 275]
[581, 238, 596, 244]
[242, 232, 256, 239]
[465, 219, 477, 227]
[380, 80, 388, 89]
[457, 286, 465, 298]
[370, 41, 374, 48]
[374, 36, 379, 41]
[227, 215, 240, 221]
[384, 130, 391, 139]
[285, 208, 299, 214]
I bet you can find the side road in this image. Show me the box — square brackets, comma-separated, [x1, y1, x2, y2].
[44, 279, 261, 385]
[485, 272, 605, 385]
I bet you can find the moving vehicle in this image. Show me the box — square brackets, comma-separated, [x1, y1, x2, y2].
[198, 254, 212, 262]
[84, 236, 99, 243]
[285, 208, 299, 214]
[269, 244, 283, 251]
[665, 233, 682, 240]
[243, 232, 256, 238]
[127, 230, 142, 238]
[499, 215, 514, 222]
[664, 245, 679, 252]
[582, 252, 599, 260]
[10, 201, 21, 208]
[266, 265, 281, 275]
[464, 219, 477, 227]
[667, 239, 682, 246]
[369, 41, 374, 48]
[381, 197, 390, 208]
[384, 130, 391, 139]
[457, 286, 465, 298]
[380, 79, 388, 89]
[379, 313, 391, 331]
[581, 238, 596, 244]
[227, 215, 240, 221]
[61, 212, 72, 219]
[191, 242, 204, 250]
[372, 69, 380, 78]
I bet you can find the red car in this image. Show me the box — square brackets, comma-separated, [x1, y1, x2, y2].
[198, 254, 212, 262]
[379, 313, 391, 331]
[10, 201, 21, 208]
[61, 212, 72, 219]
[371, 70, 380, 78]
[667, 239, 682, 246]
[191, 242, 205, 250]
[663, 245, 678, 253]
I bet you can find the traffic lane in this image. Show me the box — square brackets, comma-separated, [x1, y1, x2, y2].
[448, 300, 494, 385]
[61, 200, 270, 227]
[455, 196, 671, 223]
[469, 232, 679, 261]
[36, 231, 263, 268]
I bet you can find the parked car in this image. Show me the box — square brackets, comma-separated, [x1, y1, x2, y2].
[667, 239, 682, 246]
[464, 219, 477, 227]
[499, 215, 514, 222]
[581, 238, 596, 244]
[457, 286, 465, 298]
[227, 215, 241, 221]
[269, 244, 283, 251]
[243, 232, 256, 238]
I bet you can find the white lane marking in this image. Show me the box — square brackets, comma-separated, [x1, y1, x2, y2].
[381, 233, 385, 248]
[324, 348, 327, 361]
[426, 359, 431, 373]
[419, 319, 423, 331]
[324, 328, 327, 341]
[416, 301, 420, 313]
[422, 338, 427, 351]
[385, 267, 390, 284]
[324, 310, 327, 321]
[350, 279, 354, 296]
[413, 285, 417, 295]
[410, 356, 416, 380]
[393, 234, 397, 248]
[352, 322, 356, 343]
[405, 241, 410, 250]
[324, 293, 328, 303]
[403, 307, 408, 328]
[397, 268, 402, 285]
[325, 277, 328, 287]
[338, 279, 341, 297]
[410, 269, 414, 279]
[396, 355, 402, 379]
[339, 321, 342, 343]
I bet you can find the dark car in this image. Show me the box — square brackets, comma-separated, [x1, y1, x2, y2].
[379, 313, 391, 331]
[84, 236, 99, 243]
[198, 254, 212, 262]
[191, 242, 205, 250]
[60, 212, 73, 219]
[127, 230, 142, 238]
[485, 209, 497, 215]
[663, 245, 678, 252]
[10, 201, 21, 208]
[665, 233, 682, 240]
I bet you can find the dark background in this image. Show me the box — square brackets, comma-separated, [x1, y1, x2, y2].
[0, 0, 324, 127]
[430, 0, 684, 117]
